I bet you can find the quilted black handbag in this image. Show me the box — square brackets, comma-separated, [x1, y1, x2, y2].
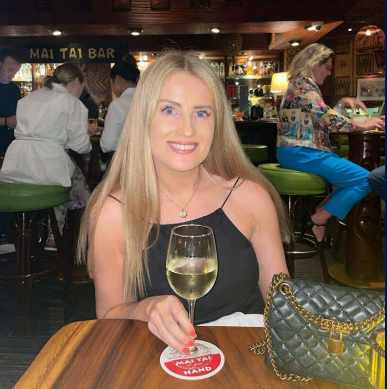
[250, 273, 385, 388]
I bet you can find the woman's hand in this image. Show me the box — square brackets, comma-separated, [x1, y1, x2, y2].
[146, 295, 196, 355]
[338, 97, 368, 112]
[354, 116, 385, 132]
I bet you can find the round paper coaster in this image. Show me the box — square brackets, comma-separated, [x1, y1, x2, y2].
[160, 340, 225, 380]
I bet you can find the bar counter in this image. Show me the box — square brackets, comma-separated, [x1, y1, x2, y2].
[234, 119, 278, 162]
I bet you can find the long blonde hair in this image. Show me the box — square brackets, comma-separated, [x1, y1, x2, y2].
[77, 50, 291, 303]
[288, 43, 334, 81]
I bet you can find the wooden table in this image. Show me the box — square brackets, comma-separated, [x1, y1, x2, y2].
[15, 319, 352, 389]
[329, 130, 384, 288]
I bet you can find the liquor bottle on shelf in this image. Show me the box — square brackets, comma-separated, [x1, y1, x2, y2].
[228, 61, 235, 76]
[219, 62, 225, 77]
[214, 62, 220, 77]
[246, 61, 253, 76]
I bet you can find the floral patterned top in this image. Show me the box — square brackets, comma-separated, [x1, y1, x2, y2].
[277, 77, 355, 152]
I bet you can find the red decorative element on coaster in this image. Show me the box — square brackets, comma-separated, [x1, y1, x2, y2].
[160, 341, 225, 380]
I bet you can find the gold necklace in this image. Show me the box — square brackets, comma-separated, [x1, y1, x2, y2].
[159, 166, 202, 218]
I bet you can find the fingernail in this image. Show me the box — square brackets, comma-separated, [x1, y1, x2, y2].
[182, 347, 190, 355]
[190, 331, 197, 338]
[188, 340, 195, 347]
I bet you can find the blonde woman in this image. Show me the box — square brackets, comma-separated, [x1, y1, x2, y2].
[78, 51, 290, 355]
[277, 43, 385, 246]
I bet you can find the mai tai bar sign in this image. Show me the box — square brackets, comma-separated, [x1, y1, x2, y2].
[19, 44, 128, 63]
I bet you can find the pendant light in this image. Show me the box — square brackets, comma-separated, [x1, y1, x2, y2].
[354, 25, 385, 52]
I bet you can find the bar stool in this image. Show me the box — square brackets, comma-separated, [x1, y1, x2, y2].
[242, 145, 269, 166]
[0, 182, 71, 331]
[258, 163, 330, 283]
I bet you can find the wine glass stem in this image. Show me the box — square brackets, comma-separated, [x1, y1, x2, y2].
[187, 299, 198, 353]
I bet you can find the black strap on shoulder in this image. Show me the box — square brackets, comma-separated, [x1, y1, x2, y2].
[108, 194, 122, 204]
[220, 177, 241, 209]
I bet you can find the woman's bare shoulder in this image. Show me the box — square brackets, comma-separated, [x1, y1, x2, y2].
[93, 191, 124, 232]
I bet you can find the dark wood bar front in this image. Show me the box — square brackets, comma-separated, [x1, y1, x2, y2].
[329, 131, 384, 288]
[235, 119, 278, 163]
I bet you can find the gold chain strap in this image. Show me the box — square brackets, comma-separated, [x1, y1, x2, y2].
[249, 273, 385, 382]
[278, 280, 385, 332]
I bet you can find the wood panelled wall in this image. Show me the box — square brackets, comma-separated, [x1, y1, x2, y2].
[0, 0, 356, 29]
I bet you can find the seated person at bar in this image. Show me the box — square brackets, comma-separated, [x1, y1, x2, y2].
[100, 57, 140, 167]
[0, 63, 97, 249]
[77, 50, 290, 355]
[276, 43, 385, 246]
[368, 165, 385, 199]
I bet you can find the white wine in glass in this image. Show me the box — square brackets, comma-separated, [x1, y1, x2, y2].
[166, 224, 218, 357]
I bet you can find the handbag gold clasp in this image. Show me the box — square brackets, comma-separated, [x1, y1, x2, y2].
[321, 320, 351, 355]
[328, 329, 344, 355]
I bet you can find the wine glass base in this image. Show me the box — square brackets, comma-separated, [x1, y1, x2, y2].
[169, 341, 211, 360]
[160, 340, 225, 380]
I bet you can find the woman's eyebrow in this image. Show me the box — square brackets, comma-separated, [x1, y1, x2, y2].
[157, 100, 214, 111]
[194, 105, 214, 110]
[158, 99, 181, 107]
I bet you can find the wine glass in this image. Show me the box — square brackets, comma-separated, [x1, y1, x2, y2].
[166, 224, 218, 357]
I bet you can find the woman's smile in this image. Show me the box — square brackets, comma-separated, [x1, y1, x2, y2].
[167, 142, 198, 152]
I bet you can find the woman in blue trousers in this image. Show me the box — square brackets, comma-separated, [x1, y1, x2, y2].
[277, 43, 385, 245]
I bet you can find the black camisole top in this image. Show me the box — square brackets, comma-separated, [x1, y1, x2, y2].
[109, 180, 265, 324]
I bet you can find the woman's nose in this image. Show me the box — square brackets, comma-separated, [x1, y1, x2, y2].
[177, 113, 194, 137]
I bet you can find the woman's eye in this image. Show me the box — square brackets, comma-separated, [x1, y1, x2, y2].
[160, 105, 175, 115]
[195, 109, 211, 118]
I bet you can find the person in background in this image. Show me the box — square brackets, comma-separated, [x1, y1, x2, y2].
[368, 165, 385, 199]
[276, 43, 385, 247]
[0, 63, 98, 250]
[77, 50, 290, 355]
[100, 56, 140, 167]
[72, 86, 100, 179]
[0, 49, 22, 160]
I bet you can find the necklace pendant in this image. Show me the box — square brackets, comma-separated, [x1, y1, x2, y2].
[179, 209, 187, 218]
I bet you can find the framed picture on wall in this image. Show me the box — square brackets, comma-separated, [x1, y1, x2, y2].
[112, 0, 131, 11]
[151, 0, 170, 10]
[357, 77, 385, 101]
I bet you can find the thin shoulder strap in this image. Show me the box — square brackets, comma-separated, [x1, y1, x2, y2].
[108, 194, 122, 204]
[220, 177, 241, 209]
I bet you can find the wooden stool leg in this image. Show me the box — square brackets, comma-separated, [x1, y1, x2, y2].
[318, 246, 330, 284]
[13, 212, 35, 333]
[13, 280, 30, 334]
[284, 195, 299, 278]
[47, 208, 73, 285]
[14, 212, 35, 277]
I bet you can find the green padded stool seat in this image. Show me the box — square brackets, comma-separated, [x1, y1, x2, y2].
[242, 144, 269, 166]
[258, 163, 327, 195]
[0, 182, 70, 212]
[258, 163, 330, 283]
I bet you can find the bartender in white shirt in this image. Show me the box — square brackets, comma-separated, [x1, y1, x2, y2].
[0, 62, 96, 249]
[100, 58, 140, 166]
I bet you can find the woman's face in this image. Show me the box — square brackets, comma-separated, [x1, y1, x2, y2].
[149, 70, 215, 175]
[313, 58, 333, 85]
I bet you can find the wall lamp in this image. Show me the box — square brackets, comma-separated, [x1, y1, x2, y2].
[289, 40, 301, 47]
[51, 30, 63, 36]
[209, 27, 221, 34]
[129, 28, 143, 36]
[304, 21, 324, 31]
